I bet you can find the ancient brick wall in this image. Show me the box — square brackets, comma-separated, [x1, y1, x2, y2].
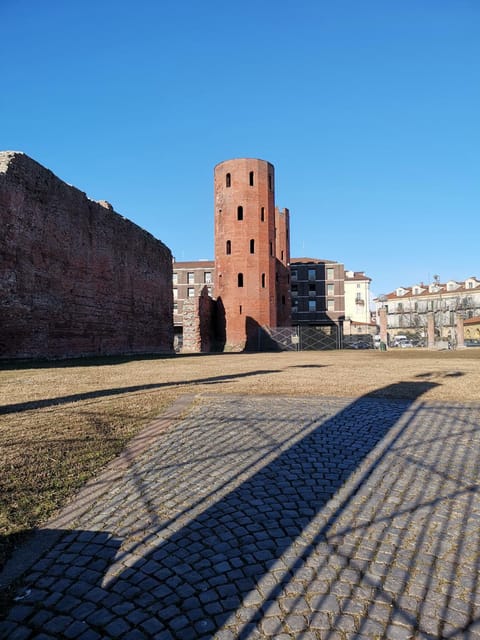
[0, 151, 173, 359]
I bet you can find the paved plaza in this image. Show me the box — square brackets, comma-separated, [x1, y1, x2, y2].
[1, 384, 480, 639]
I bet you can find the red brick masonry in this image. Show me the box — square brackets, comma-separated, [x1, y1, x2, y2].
[0, 151, 173, 359]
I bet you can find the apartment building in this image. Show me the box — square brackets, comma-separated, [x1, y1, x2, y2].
[289, 258, 345, 325]
[343, 270, 377, 339]
[374, 276, 480, 342]
[172, 260, 214, 330]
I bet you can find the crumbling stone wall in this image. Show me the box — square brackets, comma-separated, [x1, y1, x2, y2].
[182, 287, 216, 353]
[0, 151, 173, 359]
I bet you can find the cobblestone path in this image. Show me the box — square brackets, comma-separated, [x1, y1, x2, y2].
[2, 386, 480, 639]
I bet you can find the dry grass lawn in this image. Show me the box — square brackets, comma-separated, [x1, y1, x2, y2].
[1, 348, 479, 567]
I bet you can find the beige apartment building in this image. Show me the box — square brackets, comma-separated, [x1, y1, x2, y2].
[374, 276, 480, 344]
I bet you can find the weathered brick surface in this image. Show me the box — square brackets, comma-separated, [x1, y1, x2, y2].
[182, 287, 215, 353]
[214, 158, 290, 351]
[0, 151, 173, 359]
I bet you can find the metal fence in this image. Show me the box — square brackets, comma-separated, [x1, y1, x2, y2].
[258, 324, 343, 351]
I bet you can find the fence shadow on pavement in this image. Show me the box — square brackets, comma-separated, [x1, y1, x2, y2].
[2, 381, 480, 639]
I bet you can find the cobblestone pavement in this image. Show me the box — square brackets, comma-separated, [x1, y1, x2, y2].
[2, 383, 480, 639]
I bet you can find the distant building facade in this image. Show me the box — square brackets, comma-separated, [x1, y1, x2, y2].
[290, 258, 345, 325]
[465, 316, 480, 342]
[374, 276, 480, 343]
[343, 270, 377, 339]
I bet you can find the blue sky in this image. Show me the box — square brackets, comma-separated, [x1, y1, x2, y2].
[2, 0, 479, 298]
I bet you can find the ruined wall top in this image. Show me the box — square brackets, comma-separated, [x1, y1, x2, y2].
[0, 150, 168, 252]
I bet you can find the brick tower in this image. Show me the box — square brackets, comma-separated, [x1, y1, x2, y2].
[214, 158, 290, 351]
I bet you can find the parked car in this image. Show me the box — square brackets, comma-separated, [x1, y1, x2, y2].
[465, 339, 480, 347]
[400, 340, 414, 348]
[345, 341, 372, 349]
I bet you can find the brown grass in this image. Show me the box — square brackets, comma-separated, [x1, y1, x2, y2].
[1, 348, 479, 567]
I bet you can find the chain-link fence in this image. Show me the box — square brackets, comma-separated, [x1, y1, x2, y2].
[258, 324, 343, 351]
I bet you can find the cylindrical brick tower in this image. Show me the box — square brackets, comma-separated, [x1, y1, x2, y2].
[214, 158, 278, 351]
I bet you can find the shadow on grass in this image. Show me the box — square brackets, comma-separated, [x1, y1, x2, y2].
[0, 369, 281, 416]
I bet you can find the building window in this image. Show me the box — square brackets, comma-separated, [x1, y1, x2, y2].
[261, 207, 265, 221]
[204, 272, 212, 284]
[327, 284, 334, 296]
[270, 242, 273, 256]
[187, 287, 195, 298]
[261, 273, 266, 288]
[309, 284, 316, 296]
[249, 171, 254, 186]
[238, 273, 244, 287]
[226, 240, 231, 254]
[308, 269, 316, 281]
[282, 295, 286, 305]
[327, 299, 335, 311]
[291, 270, 298, 282]
[291, 284, 298, 297]
[281, 250, 284, 261]
[308, 300, 317, 312]
[237, 206, 243, 220]
[226, 173, 231, 187]
[239, 305, 242, 314]
[173, 302, 178, 312]
[250, 239, 255, 254]
[268, 174, 273, 191]
[327, 267, 334, 280]
[292, 300, 298, 312]
[187, 272, 194, 284]
[172, 272, 178, 284]
[173, 288, 178, 300]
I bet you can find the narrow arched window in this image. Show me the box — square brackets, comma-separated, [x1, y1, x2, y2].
[226, 173, 231, 187]
[260, 207, 265, 221]
[261, 273, 266, 288]
[238, 273, 244, 287]
[250, 239, 255, 254]
[249, 171, 254, 186]
[226, 240, 231, 255]
[268, 174, 273, 191]
[237, 206, 243, 220]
